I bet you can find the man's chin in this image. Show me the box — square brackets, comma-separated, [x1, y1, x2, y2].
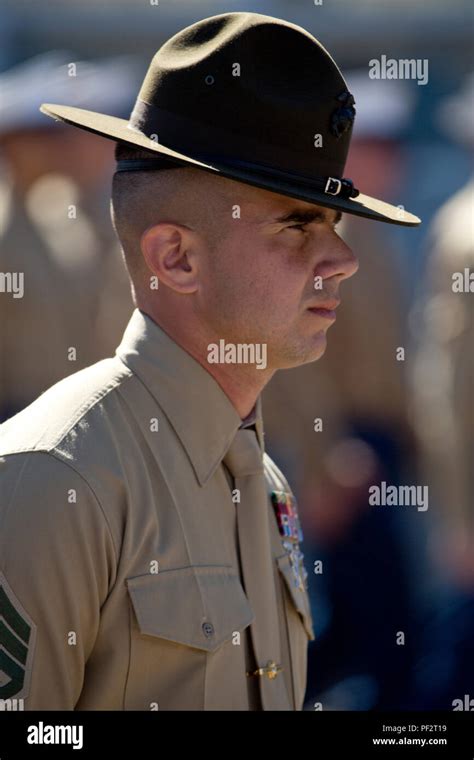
[274, 333, 328, 370]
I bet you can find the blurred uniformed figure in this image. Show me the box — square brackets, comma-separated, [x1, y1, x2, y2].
[411, 74, 474, 585]
[403, 76, 474, 709]
[0, 52, 138, 420]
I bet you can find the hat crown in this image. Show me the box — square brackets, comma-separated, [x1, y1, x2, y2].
[39, 11, 421, 225]
[130, 12, 355, 179]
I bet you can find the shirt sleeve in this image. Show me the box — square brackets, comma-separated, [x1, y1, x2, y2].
[0, 450, 116, 709]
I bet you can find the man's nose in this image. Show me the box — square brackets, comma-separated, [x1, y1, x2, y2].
[315, 237, 359, 282]
[339, 241, 359, 281]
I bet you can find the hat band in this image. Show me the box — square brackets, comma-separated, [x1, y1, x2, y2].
[116, 155, 359, 199]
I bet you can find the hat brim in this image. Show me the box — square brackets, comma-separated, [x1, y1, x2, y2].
[40, 104, 420, 226]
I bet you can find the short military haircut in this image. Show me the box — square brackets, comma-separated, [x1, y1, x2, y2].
[111, 142, 241, 301]
[110, 142, 186, 289]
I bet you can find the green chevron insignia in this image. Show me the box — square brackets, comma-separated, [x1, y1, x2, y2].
[0, 573, 36, 700]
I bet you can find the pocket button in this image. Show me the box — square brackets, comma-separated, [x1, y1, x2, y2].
[202, 621, 215, 639]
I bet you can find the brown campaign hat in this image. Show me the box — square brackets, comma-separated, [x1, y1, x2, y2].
[40, 11, 421, 226]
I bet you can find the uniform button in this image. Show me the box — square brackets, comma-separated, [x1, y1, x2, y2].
[202, 621, 215, 638]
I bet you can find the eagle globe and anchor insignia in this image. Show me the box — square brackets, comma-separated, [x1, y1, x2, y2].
[330, 90, 356, 139]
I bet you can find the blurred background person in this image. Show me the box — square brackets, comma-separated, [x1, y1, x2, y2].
[0, 52, 138, 420]
[408, 73, 474, 709]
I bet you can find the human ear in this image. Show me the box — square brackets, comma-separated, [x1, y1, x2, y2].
[140, 223, 198, 294]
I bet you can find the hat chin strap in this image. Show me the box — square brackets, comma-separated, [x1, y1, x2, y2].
[115, 156, 359, 200]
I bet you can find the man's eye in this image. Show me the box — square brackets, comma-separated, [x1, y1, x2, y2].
[288, 223, 307, 232]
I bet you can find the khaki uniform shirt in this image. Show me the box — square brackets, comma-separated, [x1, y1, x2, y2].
[0, 309, 314, 710]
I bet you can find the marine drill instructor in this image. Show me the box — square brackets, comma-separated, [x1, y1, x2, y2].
[0, 12, 420, 710]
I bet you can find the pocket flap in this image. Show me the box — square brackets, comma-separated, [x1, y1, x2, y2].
[126, 565, 255, 653]
[276, 554, 315, 640]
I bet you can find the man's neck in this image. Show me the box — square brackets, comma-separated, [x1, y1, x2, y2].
[139, 306, 275, 419]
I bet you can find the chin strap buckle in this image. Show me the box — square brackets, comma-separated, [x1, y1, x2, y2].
[325, 177, 359, 198]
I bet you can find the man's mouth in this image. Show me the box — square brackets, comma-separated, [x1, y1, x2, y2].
[307, 299, 340, 320]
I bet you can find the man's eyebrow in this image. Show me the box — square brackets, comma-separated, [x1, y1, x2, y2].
[272, 208, 343, 226]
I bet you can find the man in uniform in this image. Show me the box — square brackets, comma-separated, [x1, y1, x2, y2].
[0, 12, 420, 710]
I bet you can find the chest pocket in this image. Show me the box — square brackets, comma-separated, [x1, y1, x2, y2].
[126, 564, 255, 652]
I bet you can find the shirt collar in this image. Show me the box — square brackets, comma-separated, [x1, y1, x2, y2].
[116, 309, 265, 486]
[239, 401, 265, 448]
